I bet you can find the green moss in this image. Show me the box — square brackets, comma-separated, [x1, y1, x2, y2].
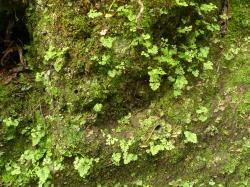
[1, 0, 250, 186]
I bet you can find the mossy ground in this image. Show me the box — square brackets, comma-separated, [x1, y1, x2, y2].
[0, 0, 249, 186]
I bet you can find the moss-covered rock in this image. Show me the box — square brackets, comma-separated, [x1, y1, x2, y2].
[0, 0, 249, 186]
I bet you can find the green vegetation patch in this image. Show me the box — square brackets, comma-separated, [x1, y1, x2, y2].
[0, 0, 250, 186]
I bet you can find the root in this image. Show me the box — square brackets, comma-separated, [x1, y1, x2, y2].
[0, 40, 25, 67]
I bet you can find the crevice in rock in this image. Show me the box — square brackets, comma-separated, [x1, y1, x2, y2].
[0, 0, 30, 71]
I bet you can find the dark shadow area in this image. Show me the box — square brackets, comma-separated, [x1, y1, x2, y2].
[151, 6, 199, 45]
[0, 1, 30, 70]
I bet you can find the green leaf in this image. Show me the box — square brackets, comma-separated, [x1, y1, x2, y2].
[44, 46, 68, 63]
[31, 125, 45, 146]
[123, 153, 138, 164]
[3, 118, 19, 127]
[173, 75, 188, 97]
[20, 149, 45, 164]
[149, 143, 165, 156]
[192, 69, 199, 77]
[88, 9, 103, 18]
[141, 34, 151, 40]
[36, 166, 50, 187]
[196, 106, 208, 114]
[93, 103, 103, 113]
[141, 51, 150, 58]
[10, 163, 21, 175]
[184, 131, 198, 144]
[44, 46, 57, 62]
[158, 46, 178, 66]
[204, 61, 213, 70]
[112, 153, 122, 166]
[174, 75, 188, 90]
[196, 106, 209, 122]
[74, 157, 94, 178]
[148, 68, 166, 91]
[99, 54, 110, 65]
[177, 25, 192, 33]
[54, 60, 63, 72]
[199, 47, 210, 60]
[175, 0, 188, 7]
[108, 69, 120, 78]
[147, 45, 158, 55]
[100, 37, 116, 48]
[200, 3, 217, 13]
[117, 5, 136, 22]
[147, 139, 175, 156]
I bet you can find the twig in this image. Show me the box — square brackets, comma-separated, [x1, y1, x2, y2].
[108, 0, 116, 12]
[136, 0, 144, 23]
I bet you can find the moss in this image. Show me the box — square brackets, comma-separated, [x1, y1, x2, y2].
[1, 0, 250, 186]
